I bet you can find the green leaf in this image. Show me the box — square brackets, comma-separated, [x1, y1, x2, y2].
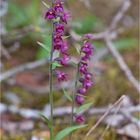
[75, 45, 81, 54]
[40, 113, 51, 130]
[53, 50, 60, 60]
[52, 61, 62, 69]
[76, 102, 93, 113]
[36, 35, 52, 60]
[37, 41, 50, 52]
[62, 36, 70, 39]
[42, 1, 50, 8]
[55, 125, 87, 140]
[62, 88, 72, 102]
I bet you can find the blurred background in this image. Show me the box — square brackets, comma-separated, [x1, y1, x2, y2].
[0, 0, 139, 140]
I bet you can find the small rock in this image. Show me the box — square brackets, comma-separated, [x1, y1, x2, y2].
[104, 114, 124, 127]
[117, 123, 140, 139]
[4, 92, 20, 105]
[0, 103, 7, 114]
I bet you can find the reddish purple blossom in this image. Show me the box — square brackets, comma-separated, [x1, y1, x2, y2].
[53, 35, 63, 50]
[59, 54, 70, 65]
[54, 1, 64, 12]
[60, 11, 71, 24]
[77, 87, 87, 94]
[75, 115, 85, 124]
[81, 54, 91, 61]
[82, 80, 93, 89]
[81, 42, 93, 55]
[60, 41, 69, 53]
[75, 95, 85, 105]
[55, 70, 68, 82]
[85, 73, 92, 80]
[45, 8, 56, 20]
[79, 75, 93, 89]
[55, 23, 65, 35]
[79, 62, 88, 74]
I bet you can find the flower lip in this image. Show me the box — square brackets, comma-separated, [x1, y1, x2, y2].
[54, 1, 63, 12]
[75, 115, 85, 124]
[79, 62, 88, 74]
[60, 11, 71, 24]
[85, 72, 92, 80]
[77, 87, 87, 94]
[55, 23, 65, 35]
[45, 8, 56, 20]
[83, 80, 93, 89]
[75, 95, 85, 105]
[55, 70, 68, 82]
[58, 54, 71, 65]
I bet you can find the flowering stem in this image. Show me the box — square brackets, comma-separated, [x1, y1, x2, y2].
[69, 62, 80, 139]
[49, 21, 54, 140]
[49, 1, 55, 139]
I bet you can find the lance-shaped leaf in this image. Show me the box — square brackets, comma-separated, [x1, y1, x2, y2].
[75, 44, 81, 54]
[62, 88, 72, 102]
[36, 35, 52, 59]
[76, 102, 93, 114]
[37, 41, 50, 52]
[40, 113, 52, 130]
[55, 125, 87, 140]
[42, 1, 50, 8]
[52, 61, 62, 70]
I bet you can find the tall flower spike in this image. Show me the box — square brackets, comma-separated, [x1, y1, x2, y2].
[45, 0, 70, 82]
[75, 36, 94, 124]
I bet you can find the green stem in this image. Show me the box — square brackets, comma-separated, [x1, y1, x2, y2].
[49, 0, 55, 138]
[69, 62, 80, 139]
[49, 22, 54, 140]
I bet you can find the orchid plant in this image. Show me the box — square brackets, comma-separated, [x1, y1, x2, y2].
[39, 0, 94, 140]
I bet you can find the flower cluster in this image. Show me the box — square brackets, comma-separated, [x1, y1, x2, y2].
[75, 35, 94, 124]
[45, 0, 70, 82]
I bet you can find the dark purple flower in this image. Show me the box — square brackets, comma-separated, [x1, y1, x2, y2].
[85, 73, 92, 80]
[79, 62, 88, 74]
[45, 8, 56, 20]
[82, 80, 93, 89]
[60, 11, 71, 24]
[53, 35, 63, 50]
[59, 54, 70, 65]
[81, 42, 93, 55]
[75, 95, 85, 105]
[54, 1, 63, 12]
[75, 115, 85, 124]
[54, 42, 62, 50]
[77, 87, 87, 94]
[79, 77, 85, 83]
[79, 73, 93, 89]
[81, 54, 91, 61]
[55, 70, 68, 82]
[55, 23, 65, 35]
[60, 41, 69, 53]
